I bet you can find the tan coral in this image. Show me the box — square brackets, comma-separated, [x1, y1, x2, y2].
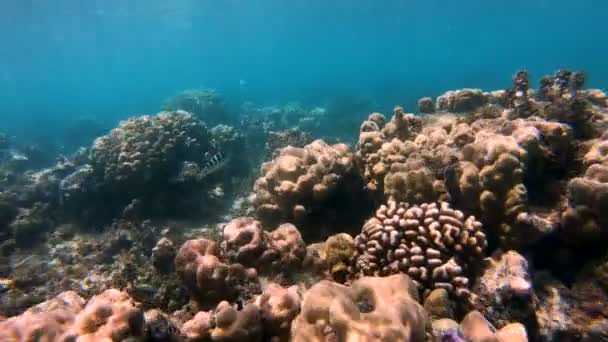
[459, 310, 528, 342]
[63, 289, 145, 341]
[258, 223, 307, 273]
[352, 201, 486, 297]
[562, 131, 608, 243]
[221, 218, 306, 276]
[255, 283, 301, 340]
[252, 139, 369, 240]
[181, 301, 262, 342]
[290, 274, 428, 342]
[221, 217, 266, 267]
[175, 238, 259, 309]
[0, 291, 85, 341]
[436, 89, 487, 113]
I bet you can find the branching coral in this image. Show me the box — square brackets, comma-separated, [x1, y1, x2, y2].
[352, 201, 487, 297]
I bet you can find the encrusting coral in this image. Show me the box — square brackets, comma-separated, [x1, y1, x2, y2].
[352, 200, 487, 297]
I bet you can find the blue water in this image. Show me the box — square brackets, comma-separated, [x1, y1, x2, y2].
[1, 0, 606, 144]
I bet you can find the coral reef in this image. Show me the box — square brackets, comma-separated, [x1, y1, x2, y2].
[163, 88, 228, 125]
[0, 289, 146, 341]
[418, 96, 436, 114]
[252, 139, 372, 240]
[352, 201, 487, 297]
[254, 283, 301, 340]
[220, 217, 307, 275]
[89, 110, 212, 191]
[174, 238, 260, 310]
[561, 129, 608, 244]
[3, 68, 608, 341]
[180, 301, 263, 341]
[471, 250, 535, 328]
[436, 89, 487, 113]
[291, 274, 428, 342]
[356, 99, 569, 248]
[265, 128, 313, 157]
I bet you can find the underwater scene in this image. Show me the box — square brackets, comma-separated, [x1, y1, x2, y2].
[1, 0, 608, 341]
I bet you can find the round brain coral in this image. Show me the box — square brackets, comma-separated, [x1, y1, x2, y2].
[352, 201, 487, 297]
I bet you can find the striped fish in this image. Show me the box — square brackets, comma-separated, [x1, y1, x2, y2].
[199, 151, 230, 179]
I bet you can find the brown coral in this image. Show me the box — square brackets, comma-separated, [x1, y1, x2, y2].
[436, 89, 487, 113]
[471, 250, 534, 328]
[0, 291, 85, 341]
[221, 218, 306, 276]
[175, 238, 259, 309]
[255, 283, 301, 340]
[290, 274, 428, 342]
[63, 289, 145, 341]
[252, 139, 371, 240]
[352, 201, 486, 297]
[562, 131, 608, 243]
[181, 301, 263, 342]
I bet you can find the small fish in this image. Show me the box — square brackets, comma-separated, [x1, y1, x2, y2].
[0, 148, 28, 162]
[199, 151, 230, 179]
[0, 278, 14, 293]
[239, 79, 248, 89]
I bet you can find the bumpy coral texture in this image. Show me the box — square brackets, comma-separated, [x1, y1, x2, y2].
[356, 107, 428, 201]
[435, 89, 487, 113]
[163, 88, 227, 125]
[471, 250, 535, 328]
[255, 283, 302, 340]
[290, 274, 428, 342]
[62, 289, 146, 341]
[181, 301, 263, 342]
[252, 139, 365, 239]
[175, 238, 258, 309]
[221, 217, 306, 274]
[458, 310, 528, 342]
[352, 201, 486, 297]
[0, 291, 85, 341]
[358, 105, 571, 248]
[89, 110, 211, 190]
[562, 130, 608, 243]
